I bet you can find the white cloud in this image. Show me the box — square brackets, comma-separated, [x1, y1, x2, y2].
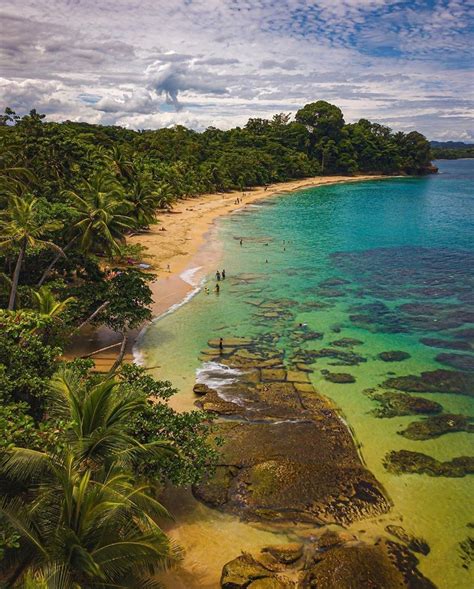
[0, 0, 472, 140]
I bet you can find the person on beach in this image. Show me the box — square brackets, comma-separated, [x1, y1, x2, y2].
[216, 270, 221, 281]
[219, 337, 224, 352]
[222, 269, 226, 279]
[167, 264, 171, 272]
[215, 283, 220, 294]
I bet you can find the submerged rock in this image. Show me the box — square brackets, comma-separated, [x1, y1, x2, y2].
[322, 371, 356, 384]
[384, 449, 474, 477]
[398, 414, 474, 440]
[383, 369, 474, 396]
[459, 535, 474, 571]
[385, 525, 430, 555]
[378, 350, 411, 362]
[420, 337, 471, 351]
[435, 352, 474, 372]
[330, 338, 364, 348]
[367, 391, 443, 418]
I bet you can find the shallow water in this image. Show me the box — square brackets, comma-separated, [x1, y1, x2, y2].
[140, 160, 474, 588]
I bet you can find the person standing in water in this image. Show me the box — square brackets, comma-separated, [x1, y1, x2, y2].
[222, 269, 226, 279]
[216, 270, 221, 281]
[240, 238, 243, 246]
[215, 283, 220, 294]
[219, 337, 224, 352]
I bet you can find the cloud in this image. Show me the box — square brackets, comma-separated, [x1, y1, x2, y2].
[0, 0, 472, 140]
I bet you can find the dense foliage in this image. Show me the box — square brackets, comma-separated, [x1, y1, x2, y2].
[430, 141, 474, 159]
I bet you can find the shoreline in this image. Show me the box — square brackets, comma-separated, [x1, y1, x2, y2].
[66, 174, 392, 367]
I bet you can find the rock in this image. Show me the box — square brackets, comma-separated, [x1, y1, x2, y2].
[383, 369, 474, 397]
[367, 391, 443, 418]
[398, 414, 473, 440]
[384, 450, 474, 477]
[459, 535, 473, 571]
[193, 383, 215, 396]
[194, 390, 243, 415]
[221, 538, 435, 589]
[420, 337, 471, 351]
[319, 277, 351, 287]
[307, 348, 366, 366]
[194, 421, 390, 526]
[378, 351, 411, 362]
[303, 539, 436, 589]
[286, 370, 310, 383]
[330, 338, 364, 348]
[261, 368, 287, 382]
[261, 543, 303, 564]
[323, 371, 356, 384]
[247, 578, 294, 588]
[385, 525, 430, 555]
[435, 352, 474, 372]
[221, 553, 270, 588]
[208, 337, 253, 348]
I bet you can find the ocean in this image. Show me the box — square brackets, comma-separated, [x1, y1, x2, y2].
[140, 159, 474, 588]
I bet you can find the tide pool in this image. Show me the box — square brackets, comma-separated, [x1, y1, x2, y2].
[140, 160, 474, 588]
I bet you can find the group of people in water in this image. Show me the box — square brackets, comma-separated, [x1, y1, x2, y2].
[204, 269, 226, 294]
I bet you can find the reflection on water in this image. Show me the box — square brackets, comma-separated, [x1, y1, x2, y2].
[141, 160, 474, 588]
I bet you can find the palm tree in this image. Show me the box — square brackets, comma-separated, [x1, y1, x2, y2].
[48, 366, 174, 464]
[32, 287, 75, 318]
[0, 367, 177, 587]
[62, 172, 135, 257]
[126, 177, 159, 229]
[1, 451, 174, 587]
[0, 194, 63, 310]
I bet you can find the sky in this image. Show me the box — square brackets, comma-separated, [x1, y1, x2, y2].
[1, 0, 473, 140]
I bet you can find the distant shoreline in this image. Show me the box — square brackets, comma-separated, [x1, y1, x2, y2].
[66, 174, 395, 368]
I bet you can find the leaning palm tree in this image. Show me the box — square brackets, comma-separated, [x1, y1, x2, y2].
[62, 172, 135, 257]
[0, 194, 63, 310]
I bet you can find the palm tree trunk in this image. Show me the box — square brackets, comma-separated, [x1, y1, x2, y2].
[5, 553, 32, 587]
[108, 331, 128, 375]
[8, 237, 27, 310]
[75, 300, 110, 332]
[37, 235, 77, 287]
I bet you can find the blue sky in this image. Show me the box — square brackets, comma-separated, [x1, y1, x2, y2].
[0, 0, 473, 139]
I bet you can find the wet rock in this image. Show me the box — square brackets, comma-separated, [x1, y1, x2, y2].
[378, 351, 411, 362]
[289, 330, 324, 342]
[208, 337, 253, 348]
[221, 538, 435, 589]
[193, 383, 215, 396]
[330, 338, 364, 348]
[322, 371, 356, 384]
[303, 539, 435, 589]
[435, 352, 474, 372]
[221, 553, 272, 588]
[367, 391, 443, 418]
[261, 543, 303, 565]
[420, 337, 471, 351]
[194, 390, 243, 415]
[384, 449, 474, 477]
[398, 414, 474, 440]
[383, 369, 474, 397]
[261, 368, 287, 382]
[194, 421, 390, 526]
[385, 525, 430, 555]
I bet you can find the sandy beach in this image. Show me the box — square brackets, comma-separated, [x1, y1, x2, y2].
[67, 175, 388, 367]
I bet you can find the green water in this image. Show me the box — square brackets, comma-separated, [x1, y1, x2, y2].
[140, 160, 474, 588]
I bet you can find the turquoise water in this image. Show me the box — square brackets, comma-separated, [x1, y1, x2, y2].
[141, 160, 474, 588]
